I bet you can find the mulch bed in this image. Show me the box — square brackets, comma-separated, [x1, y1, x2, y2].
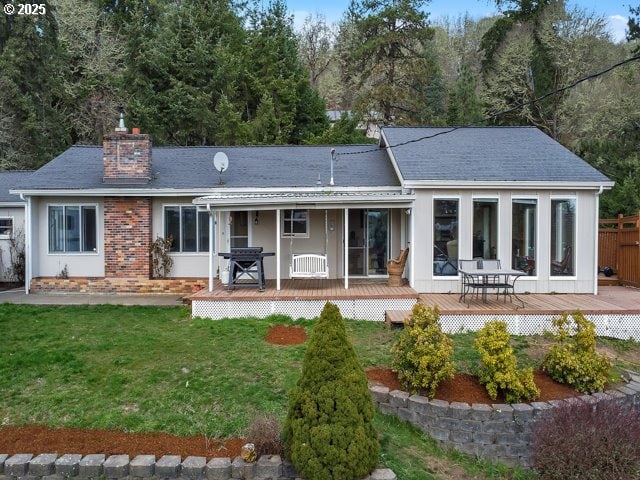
[366, 367, 581, 403]
[264, 324, 307, 345]
[0, 426, 245, 458]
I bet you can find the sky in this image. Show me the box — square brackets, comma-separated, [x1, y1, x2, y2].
[285, 0, 633, 43]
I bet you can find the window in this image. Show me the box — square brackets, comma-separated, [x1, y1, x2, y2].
[473, 199, 498, 259]
[512, 199, 537, 275]
[164, 206, 210, 253]
[551, 199, 575, 276]
[48, 206, 97, 253]
[282, 209, 309, 238]
[0, 217, 13, 238]
[433, 199, 459, 276]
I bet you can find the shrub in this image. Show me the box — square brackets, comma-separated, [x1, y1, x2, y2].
[246, 413, 283, 456]
[532, 400, 640, 479]
[283, 302, 379, 480]
[543, 311, 610, 393]
[391, 304, 455, 397]
[475, 320, 540, 403]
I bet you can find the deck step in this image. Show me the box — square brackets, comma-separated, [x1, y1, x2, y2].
[385, 310, 410, 326]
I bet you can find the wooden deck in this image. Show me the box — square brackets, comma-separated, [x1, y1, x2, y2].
[386, 286, 640, 325]
[191, 278, 419, 301]
[419, 285, 640, 315]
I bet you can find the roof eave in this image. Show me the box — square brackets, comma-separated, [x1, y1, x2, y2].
[10, 185, 404, 197]
[402, 180, 615, 190]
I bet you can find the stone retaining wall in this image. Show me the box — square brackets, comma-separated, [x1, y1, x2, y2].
[30, 277, 207, 295]
[0, 453, 396, 480]
[369, 372, 640, 467]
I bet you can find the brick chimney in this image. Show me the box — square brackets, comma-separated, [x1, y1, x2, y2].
[103, 113, 152, 184]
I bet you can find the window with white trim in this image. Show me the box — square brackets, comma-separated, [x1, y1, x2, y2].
[550, 198, 575, 276]
[282, 209, 309, 238]
[164, 206, 210, 253]
[0, 217, 13, 238]
[48, 205, 97, 253]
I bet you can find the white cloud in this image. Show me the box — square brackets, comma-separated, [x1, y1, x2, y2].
[607, 14, 628, 43]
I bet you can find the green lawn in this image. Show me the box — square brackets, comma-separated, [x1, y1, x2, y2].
[5, 304, 637, 479]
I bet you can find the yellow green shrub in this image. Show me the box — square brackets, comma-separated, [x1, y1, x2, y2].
[543, 311, 610, 393]
[391, 304, 455, 397]
[475, 320, 540, 403]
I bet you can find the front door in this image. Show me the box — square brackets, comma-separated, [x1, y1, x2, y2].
[348, 209, 389, 276]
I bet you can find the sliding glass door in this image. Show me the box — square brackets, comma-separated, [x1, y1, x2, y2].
[348, 209, 389, 276]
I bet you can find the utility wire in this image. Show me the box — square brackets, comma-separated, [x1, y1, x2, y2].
[335, 53, 640, 157]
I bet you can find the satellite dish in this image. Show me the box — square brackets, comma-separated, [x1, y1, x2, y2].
[213, 152, 229, 173]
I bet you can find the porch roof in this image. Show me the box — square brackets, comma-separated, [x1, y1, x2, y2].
[192, 189, 415, 210]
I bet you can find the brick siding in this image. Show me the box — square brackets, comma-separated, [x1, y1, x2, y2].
[30, 277, 207, 295]
[104, 197, 152, 278]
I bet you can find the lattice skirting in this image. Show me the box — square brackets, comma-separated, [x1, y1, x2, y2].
[192, 298, 418, 321]
[439, 313, 640, 341]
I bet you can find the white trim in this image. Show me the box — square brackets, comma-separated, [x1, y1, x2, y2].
[24, 195, 31, 294]
[594, 188, 602, 295]
[471, 196, 500, 261]
[549, 196, 577, 280]
[402, 180, 614, 190]
[207, 205, 214, 292]
[276, 209, 281, 291]
[409, 206, 415, 287]
[46, 203, 99, 255]
[380, 130, 406, 185]
[12, 185, 407, 197]
[432, 196, 461, 279]
[281, 209, 310, 239]
[162, 204, 211, 254]
[510, 196, 539, 280]
[344, 208, 349, 289]
[0, 215, 14, 239]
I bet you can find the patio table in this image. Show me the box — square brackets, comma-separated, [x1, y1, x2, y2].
[458, 268, 525, 308]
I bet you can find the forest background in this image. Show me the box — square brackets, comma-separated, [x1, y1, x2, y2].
[0, 0, 638, 216]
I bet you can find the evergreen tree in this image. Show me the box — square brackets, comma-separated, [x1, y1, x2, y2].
[246, 0, 328, 144]
[341, 0, 437, 124]
[447, 63, 483, 125]
[0, 0, 67, 169]
[284, 302, 379, 480]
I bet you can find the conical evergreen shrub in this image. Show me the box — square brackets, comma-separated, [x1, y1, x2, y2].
[284, 302, 379, 480]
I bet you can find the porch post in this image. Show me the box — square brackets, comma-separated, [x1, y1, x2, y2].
[410, 206, 415, 288]
[208, 206, 214, 292]
[344, 208, 349, 289]
[276, 208, 281, 290]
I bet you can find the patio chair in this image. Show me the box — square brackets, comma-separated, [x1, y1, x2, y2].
[551, 246, 572, 275]
[387, 247, 409, 286]
[458, 259, 482, 303]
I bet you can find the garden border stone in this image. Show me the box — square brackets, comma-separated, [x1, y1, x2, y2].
[0, 454, 395, 480]
[369, 374, 640, 467]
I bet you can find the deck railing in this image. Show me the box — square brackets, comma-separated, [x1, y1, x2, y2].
[599, 211, 640, 288]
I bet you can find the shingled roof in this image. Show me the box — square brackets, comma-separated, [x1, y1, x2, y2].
[383, 126, 612, 184]
[14, 144, 399, 191]
[0, 171, 32, 203]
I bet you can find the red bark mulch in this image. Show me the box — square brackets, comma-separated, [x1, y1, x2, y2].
[366, 367, 581, 403]
[0, 425, 245, 458]
[264, 324, 307, 345]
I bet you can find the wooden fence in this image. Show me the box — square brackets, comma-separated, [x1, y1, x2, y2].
[598, 212, 640, 288]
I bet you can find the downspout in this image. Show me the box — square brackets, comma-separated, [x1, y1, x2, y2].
[594, 186, 603, 295]
[20, 194, 31, 294]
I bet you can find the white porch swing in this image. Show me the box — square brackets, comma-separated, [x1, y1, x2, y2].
[289, 209, 329, 279]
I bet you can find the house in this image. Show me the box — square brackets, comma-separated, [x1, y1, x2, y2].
[0, 171, 30, 282]
[10, 123, 612, 299]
